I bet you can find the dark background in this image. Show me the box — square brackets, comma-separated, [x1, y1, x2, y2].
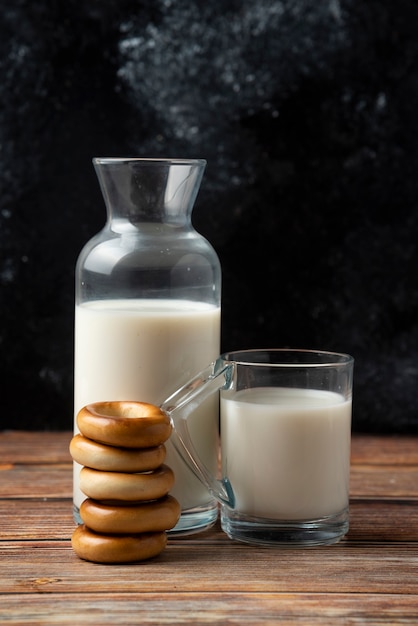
[1, 0, 417, 432]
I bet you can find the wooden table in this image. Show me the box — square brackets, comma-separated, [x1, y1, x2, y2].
[1, 431, 418, 624]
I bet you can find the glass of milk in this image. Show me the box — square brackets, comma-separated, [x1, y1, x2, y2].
[162, 349, 354, 546]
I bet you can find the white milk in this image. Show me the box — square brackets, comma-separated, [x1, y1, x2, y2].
[221, 387, 352, 520]
[74, 298, 220, 511]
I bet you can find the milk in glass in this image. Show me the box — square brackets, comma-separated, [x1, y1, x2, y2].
[74, 298, 220, 512]
[221, 387, 351, 520]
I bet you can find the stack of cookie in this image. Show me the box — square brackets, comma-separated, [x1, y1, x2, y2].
[69, 401, 180, 563]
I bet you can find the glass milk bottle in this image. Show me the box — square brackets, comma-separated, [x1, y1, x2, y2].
[73, 158, 221, 534]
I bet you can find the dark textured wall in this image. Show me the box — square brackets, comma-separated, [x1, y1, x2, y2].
[1, 0, 417, 432]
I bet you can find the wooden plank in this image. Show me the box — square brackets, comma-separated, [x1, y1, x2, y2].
[350, 435, 418, 465]
[350, 465, 418, 498]
[0, 463, 72, 498]
[1, 592, 418, 625]
[0, 431, 72, 464]
[2, 460, 417, 500]
[2, 499, 418, 542]
[0, 500, 74, 540]
[1, 540, 418, 595]
[348, 499, 418, 542]
[0, 432, 418, 498]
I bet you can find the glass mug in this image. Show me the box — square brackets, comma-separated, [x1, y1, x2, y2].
[162, 349, 354, 546]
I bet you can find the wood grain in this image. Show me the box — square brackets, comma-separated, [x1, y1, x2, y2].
[1, 593, 418, 625]
[350, 434, 418, 465]
[0, 430, 72, 463]
[1, 539, 418, 595]
[0, 431, 417, 624]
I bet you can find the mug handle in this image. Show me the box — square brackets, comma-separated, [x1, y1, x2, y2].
[160, 357, 235, 508]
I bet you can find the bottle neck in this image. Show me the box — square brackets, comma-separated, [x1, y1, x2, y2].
[93, 158, 206, 232]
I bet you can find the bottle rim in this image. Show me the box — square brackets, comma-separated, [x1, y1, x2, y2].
[92, 157, 206, 167]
